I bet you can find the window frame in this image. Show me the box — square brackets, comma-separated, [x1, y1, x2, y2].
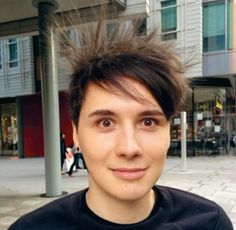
[7, 38, 19, 69]
[202, 0, 226, 53]
[160, 0, 177, 41]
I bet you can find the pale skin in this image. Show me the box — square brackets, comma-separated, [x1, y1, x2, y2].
[73, 79, 171, 224]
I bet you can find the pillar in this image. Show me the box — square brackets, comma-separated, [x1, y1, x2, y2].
[32, 0, 63, 197]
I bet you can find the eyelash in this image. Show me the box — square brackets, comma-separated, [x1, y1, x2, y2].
[96, 118, 114, 128]
[95, 118, 159, 129]
[140, 118, 159, 127]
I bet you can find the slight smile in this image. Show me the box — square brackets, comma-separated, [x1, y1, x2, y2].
[111, 168, 147, 180]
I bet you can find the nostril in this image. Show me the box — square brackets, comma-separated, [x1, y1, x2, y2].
[116, 141, 141, 158]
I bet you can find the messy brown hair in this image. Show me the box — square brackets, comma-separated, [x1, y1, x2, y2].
[56, 6, 189, 127]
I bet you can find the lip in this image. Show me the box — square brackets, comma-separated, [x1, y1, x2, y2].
[111, 168, 146, 180]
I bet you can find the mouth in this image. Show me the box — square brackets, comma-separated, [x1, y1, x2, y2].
[111, 168, 146, 180]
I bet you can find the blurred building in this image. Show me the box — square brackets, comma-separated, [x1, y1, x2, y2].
[0, 0, 235, 157]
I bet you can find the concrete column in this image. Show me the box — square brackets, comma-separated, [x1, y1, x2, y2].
[32, 0, 63, 197]
[181, 111, 187, 171]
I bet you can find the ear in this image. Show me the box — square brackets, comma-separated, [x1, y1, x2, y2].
[72, 122, 80, 149]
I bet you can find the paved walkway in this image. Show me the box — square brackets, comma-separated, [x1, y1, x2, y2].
[0, 155, 236, 230]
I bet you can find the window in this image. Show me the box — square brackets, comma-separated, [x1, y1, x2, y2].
[8, 38, 18, 68]
[106, 22, 120, 39]
[161, 0, 177, 40]
[59, 28, 81, 56]
[133, 18, 147, 36]
[203, 1, 225, 52]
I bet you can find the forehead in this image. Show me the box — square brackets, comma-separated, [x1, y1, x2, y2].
[81, 79, 159, 110]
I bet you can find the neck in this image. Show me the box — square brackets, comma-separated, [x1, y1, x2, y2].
[86, 184, 155, 224]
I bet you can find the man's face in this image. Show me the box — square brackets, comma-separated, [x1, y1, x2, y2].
[73, 79, 170, 202]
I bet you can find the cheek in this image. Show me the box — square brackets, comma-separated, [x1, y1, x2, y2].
[77, 130, 115, 163]
[140, 129, 170, 157]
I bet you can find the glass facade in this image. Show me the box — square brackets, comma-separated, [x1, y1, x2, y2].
[192, 88, 227, 154]
[170, 85, 236, 156]
[0, 103, 18, 156]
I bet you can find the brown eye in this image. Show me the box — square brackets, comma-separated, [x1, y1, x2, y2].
[102, 119, 111, 127]
[140, 118, 158, 128]
[143, 119, 154, 126]
[97, 118, 114, 129]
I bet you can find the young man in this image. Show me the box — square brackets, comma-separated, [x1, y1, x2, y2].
[9, 12, 233, 230]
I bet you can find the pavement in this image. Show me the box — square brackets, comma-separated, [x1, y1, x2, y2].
[0, 154, 236, 230]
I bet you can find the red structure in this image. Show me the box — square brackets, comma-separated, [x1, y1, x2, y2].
[21, 92, 72, 157]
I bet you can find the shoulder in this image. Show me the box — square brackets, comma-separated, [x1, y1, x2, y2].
[157, 185, 211, 202]
[8, 189, 87, 230]
[155, 185, 233, 230]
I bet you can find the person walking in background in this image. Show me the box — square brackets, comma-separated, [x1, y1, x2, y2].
[198, 125, 206, 149]
[230, 134, 236, 148]
[75, 144, 87, 170]
[67, 144, 79, 176]
[79, 151, 87, 169]
[60, 132, 67, 173]
[73, 144, 81, 169]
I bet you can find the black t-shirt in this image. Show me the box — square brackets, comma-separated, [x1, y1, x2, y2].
[9, 185, 233, 230]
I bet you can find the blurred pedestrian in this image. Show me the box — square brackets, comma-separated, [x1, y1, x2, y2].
[230, 134, 236, 148]
[67, 144, 79, 176]
[60, 132, 67, 173]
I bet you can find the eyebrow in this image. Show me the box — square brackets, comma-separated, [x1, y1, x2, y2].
[139, 110, 165, 117]
[88, 109, 164, 118]
[88, 110, 115, 118]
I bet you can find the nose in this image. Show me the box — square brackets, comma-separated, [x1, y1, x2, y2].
[115, 126, 141, 159]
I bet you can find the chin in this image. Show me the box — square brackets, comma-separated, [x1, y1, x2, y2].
[114, 184, 151, 202]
